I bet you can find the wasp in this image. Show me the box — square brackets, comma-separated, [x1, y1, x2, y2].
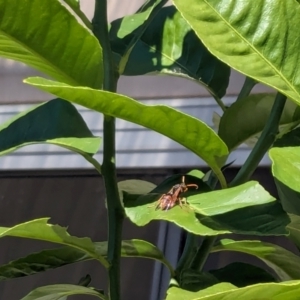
[155, 176, 198, 210]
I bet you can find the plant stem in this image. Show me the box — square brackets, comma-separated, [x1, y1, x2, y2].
[190, 236, 217, 271]
[236, 77, 257, 102]
[230, 92, 286, 187]
[176, 233, 197, 275]
[92, 1, 123, 300]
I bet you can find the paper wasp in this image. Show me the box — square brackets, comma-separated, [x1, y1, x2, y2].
[155, 176, 198, 210]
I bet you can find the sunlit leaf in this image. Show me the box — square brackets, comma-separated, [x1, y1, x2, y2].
[110, 5, 230, 98]
[25, 77, 229, 180]
[0, 0, 102, 88]
[166, 281, 300, 300]
[173, 0, 300, 105]
[0, 218, 109, 268]
[124, 176, 289, 236]
[21, 284, 106, 300]
[269, 147, 300, 214]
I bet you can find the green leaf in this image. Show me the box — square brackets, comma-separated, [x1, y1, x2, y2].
[0, 239, 174, 280]
[269, 147, 300, 192]
[110, 5, 230, 99]
[212, 239, 300, 281]
[62, 0, 92, 30]
[286, 214, 300, 248]
[124, 176, 289, 236]
[173, 0, 300, 105]
[179, 269, 219, 292]
[0, 218, 109, 268]
[111, 0, 167, 75]
[117, 179, 156, 205]
[25, 77, 229, 182]
[0, 99, 101, 172]
[166, 283, 236, 300]
[0, 0, 102, 88]
[274, 127, 300, 148]
[21, 284, 106, 300]
[210, 262, 277, 288]
[269, 147, 300, 214]
[166, 281, 300, 300]
[218, 94, 300, 151]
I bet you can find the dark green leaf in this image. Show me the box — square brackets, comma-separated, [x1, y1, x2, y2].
[124, 177, 289, 236]
[274, 127, 300, 148]
[0, 99, 101, 172]
[218, 94, 300, 151]
[166, 281, 300, 300]
[210, 262, 277, 288]
[110, 6, 230, 99]
[179, 269, 219, 291]
[212, 239, 300, 281]
[21, 284, 106, 300]
[25, 77, 229, 183]
[0, 239, 174, 280]
[0, 0, 102, 88]
[173, 0, 300, 105]
[287, 214, 300, 249]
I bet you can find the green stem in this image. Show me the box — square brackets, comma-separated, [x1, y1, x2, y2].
[236, 77, 257, 102]
[190, 236, 217, 271]
[93, 1, 123, 300]
[230, 93, 286, 187]
[176, 233, 197, 275]
[93, 0, 118, 90]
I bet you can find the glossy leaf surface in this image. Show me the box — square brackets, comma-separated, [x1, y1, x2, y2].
[0, 218, 109, 268]
[0, 0, 102, 88]
[212, 239, 300, 281]
[124, 176, 288, 236]
[166, 281, 300, 300]
[110, 6, 230, 98]
[21, 284, 106, 300]
[173, 0, 300, 105]
[219, 94, 300, 151]
[25, 77, 229, 177]
[0, 99, 101, 172]
[0, 239, 174, 280]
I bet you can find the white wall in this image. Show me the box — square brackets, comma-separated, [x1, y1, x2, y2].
[0, 0, 273, 170]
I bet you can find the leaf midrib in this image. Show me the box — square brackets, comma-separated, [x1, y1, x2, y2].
[200, 1, 299, 98]
[0, 29, 78, 86]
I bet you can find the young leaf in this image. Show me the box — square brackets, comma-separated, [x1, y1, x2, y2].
[0, 0, 102, 88]
[0, 239, 174, 280]
[218, 94, 300, 151]
[210, 262, 277, 287]
[166, 281, 300, 300]
[25, 77, 229, 183]
[21, 284, 106, 300]
[0, 99, 101, 172]
[124, 177, 289, 236]
[0, 218, 109, 268]
[110, 5, 230, 99]
[173, 0, 300, 105]
[212, 239, 300, 281]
